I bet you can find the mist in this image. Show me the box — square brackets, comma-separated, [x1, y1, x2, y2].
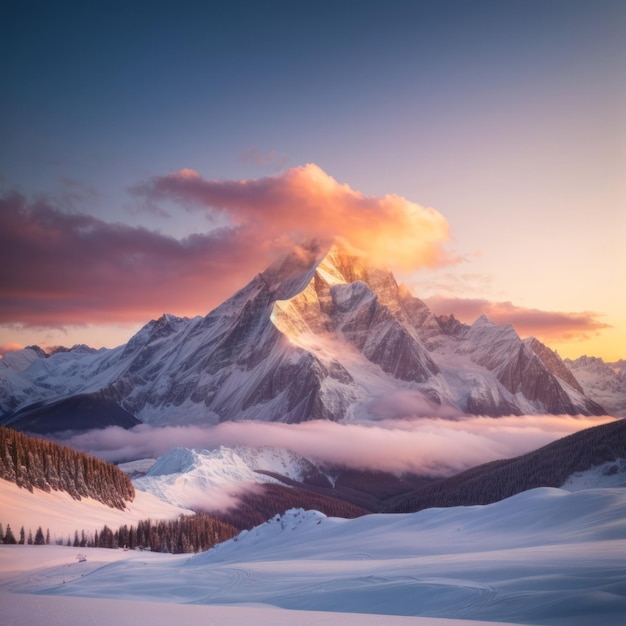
[63, 415, 617, 477]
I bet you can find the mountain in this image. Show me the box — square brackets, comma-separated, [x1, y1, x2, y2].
[5, 394, 141, 434]
[0, 345, 47, 372]
[0, 242, 613, 428]
[565, 356, 626, 417]
[125, 444, 423, 527]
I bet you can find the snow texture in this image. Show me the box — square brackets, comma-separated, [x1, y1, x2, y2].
[131, 445, 314, 510]
[1, 487, 625, 625]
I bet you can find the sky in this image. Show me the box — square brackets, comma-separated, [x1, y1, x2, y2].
[1, 0, 624, 361]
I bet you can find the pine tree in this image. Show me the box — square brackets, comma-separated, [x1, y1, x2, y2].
[4, 524, 17, 544]
[45, 528, 50, 545]
[0, 523, 4, 544]
[34, 527, 45, 545]
[19, 526, 25, 545]
[73, 530, 80, 547]
[27, 529, 33, 545]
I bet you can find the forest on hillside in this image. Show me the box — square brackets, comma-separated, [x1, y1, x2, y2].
[388, 418, 626, 513]
[94, 514, 238, 553]
[0, 426, 134, 510]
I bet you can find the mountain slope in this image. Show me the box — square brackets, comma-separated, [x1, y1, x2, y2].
[0, 426, 134, 510]
[387, 418, 626, 513]
[4, 394, 141, 434]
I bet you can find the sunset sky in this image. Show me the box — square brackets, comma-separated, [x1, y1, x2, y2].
[1, 0, 624, 361]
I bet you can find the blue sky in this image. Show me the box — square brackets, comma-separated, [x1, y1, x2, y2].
[1, 0, 624, 359]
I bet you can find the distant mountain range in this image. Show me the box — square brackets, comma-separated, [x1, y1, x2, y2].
[1, 242, 624, 433]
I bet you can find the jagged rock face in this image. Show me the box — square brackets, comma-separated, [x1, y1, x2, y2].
[0, 242, 614, 426]
[524, 337, 583, 394]
[498, 345, 583, 415]
[271, 247, 440, 385]
[453, 316, 606, 416]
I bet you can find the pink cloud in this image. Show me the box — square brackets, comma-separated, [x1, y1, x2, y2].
[425, 296, 611, 342]
[64, 415, 616, 477]
[0, 193, 276, 327]
[1, 165, 451, 329]
[131, 163, 452, 271]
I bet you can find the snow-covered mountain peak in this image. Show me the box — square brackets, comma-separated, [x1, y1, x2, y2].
[132, 445, 319, 510]
[471, 313, 495, 328]
[145, 447, 200, 476]
[0, 241, 614, 424]
[0, 346, 46, 371]
[565, 355, 626, 416]
[259, 241, 323, 298]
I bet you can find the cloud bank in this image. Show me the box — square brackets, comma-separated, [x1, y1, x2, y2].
[1, 165, 450, 329]
[426, 296, 611, 343]
[64, 415, 615, 477]
[131, 163, 452, 270]
[0, 193, 267, 326]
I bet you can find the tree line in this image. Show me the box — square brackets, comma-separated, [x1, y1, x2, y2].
[0, 523, 49, 545]
[0, 426, 134, 510]
[93, 514, 238, 553]
[0, 514, 238, 555]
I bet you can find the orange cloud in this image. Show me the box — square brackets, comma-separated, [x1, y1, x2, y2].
[132, 163, 452, 270]
[426, 296, 611, 343]
[1, 166, 451, 329]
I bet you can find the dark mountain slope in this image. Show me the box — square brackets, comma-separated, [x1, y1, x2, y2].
[387, 418, 625, 513]
[4, 393, 141, 434]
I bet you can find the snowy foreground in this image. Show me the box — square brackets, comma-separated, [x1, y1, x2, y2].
[1, 487, 626, 625]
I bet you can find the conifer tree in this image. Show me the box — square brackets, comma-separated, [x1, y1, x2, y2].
[27, 529, 33, 545]
[4, 524, 16, 544]
[19, 526, 25, 544]
[0, 523, 4, 544]
[34, 527, 45, 545]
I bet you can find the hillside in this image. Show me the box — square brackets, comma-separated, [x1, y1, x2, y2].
[0, 427, 134, 510]
[387, 418, 626, 513]
[5, 394, 141, 434]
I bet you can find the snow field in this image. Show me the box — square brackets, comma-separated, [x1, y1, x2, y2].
[1, 487, 625, 625]
[0, 479, 193, 541]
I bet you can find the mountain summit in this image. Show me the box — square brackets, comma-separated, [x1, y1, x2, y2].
[0, 243, 608, 428]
